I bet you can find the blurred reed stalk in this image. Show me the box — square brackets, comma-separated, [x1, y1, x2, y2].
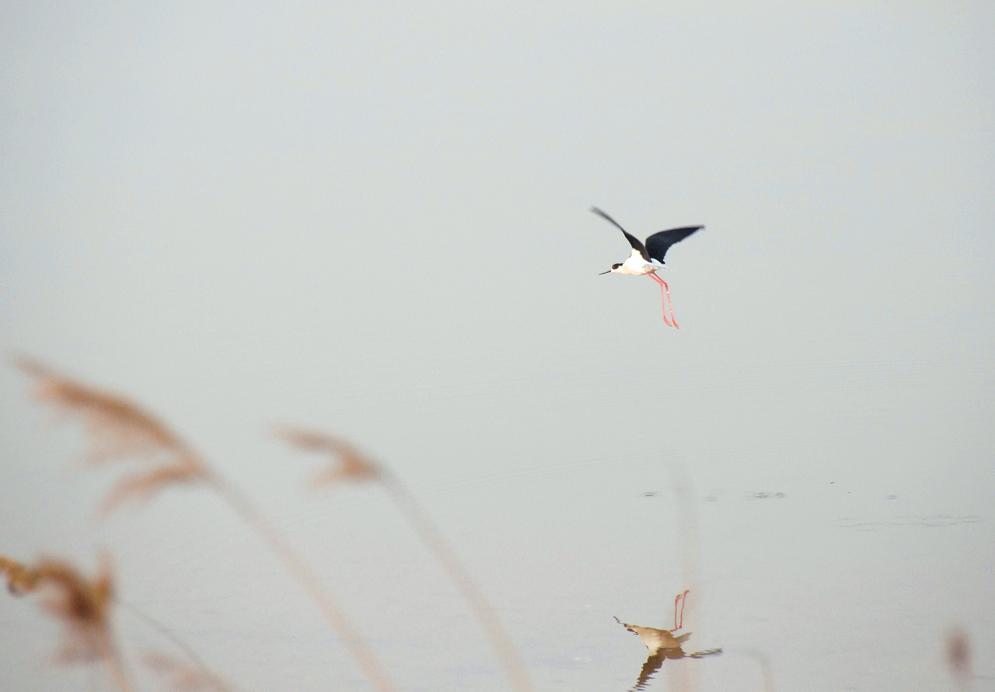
[946, 628, 971, 692]
[278, 428, 534, 692]
[116, 599, 233, 692]
[1, 554, 133, 692]
[666, 460, 700, 692]
[16, 359, 395, 692]
[738, 650, 776, 692]
[142, 652, 233, 692]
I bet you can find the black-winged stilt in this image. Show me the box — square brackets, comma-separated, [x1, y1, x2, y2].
[591, 207, 703, 328]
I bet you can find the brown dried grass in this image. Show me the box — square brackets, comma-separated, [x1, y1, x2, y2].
[17, 359, 207, 514]
[279, 426, 534, 692]
[143, 652, 232, 692]
[3, 553, 236, 690]
[115, 599, 233, 692]
[1, 554, 40, 594]
[0, 553, 132, 691]
[277, 428, 380, 486]
[17, 359, 395, 692]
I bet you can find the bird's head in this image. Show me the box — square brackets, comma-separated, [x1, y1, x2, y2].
[599, 263, 622, 276]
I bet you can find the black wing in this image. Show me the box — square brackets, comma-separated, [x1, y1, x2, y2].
[644, 226, 703, 263]
[590, 207, 648, 261]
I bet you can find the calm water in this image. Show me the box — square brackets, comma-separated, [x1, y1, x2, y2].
[2, 3, 993, 691]
[1, 350, 991, 691]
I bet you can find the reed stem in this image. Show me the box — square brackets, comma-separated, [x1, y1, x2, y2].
[99, 633, 135, 692]
[209, 475, 395, 692]
[117, 598, 232, 692]
[380, 470, 532, 692]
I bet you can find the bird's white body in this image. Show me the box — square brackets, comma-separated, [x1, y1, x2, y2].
[591, 206, 701, 328]
[613, 250, 664, 276]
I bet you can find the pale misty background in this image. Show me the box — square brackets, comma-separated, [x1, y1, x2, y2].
[1, 3, 993, 691]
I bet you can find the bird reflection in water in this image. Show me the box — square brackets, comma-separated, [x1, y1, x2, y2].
[615, 590, 722, 690]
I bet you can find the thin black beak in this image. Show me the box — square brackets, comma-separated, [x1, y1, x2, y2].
[598, 269, 611, 275]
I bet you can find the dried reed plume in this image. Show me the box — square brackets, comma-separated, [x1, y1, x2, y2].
[1, 554, 39, 594]
[17, 359, 395, 692]
[1, 553, 132, 691]
[278, 427, 534, 692]
[17, 358, 207, 515]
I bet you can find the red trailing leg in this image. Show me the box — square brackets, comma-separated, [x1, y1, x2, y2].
[657, 275, 680, 329]
[647, 274, 675, 328]
[670, 589, 690, 631]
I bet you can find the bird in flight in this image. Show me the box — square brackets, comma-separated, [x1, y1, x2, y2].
[591, 207, 703, 328]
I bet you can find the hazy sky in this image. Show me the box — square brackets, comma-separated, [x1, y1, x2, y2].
[2, 3, 993, 690]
